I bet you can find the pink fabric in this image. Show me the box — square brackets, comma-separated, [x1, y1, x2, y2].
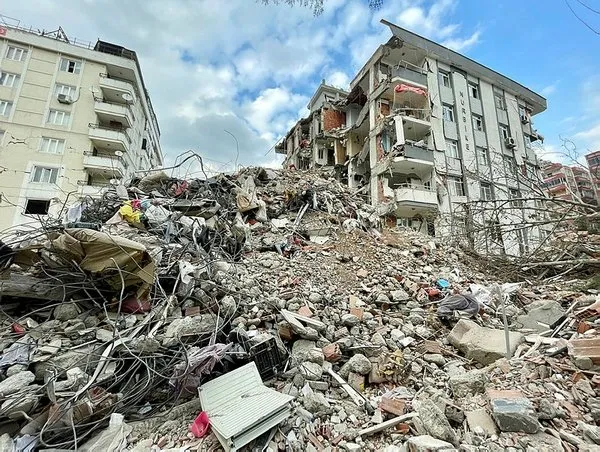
[394, 84, 427, 96]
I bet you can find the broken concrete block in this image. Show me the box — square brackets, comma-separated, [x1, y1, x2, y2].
[0, 434, 12, 452]
[449, 370, 487, 398]
[163, 315, 222, 347]
[448, 319, 523, 365]
[406, 435, 456, 451]
[416, 398, 456, 444]
[488, 389, 539, 434]
[344, 353, 372, 375]
[342, 313, 360, 327]
[391, 289, 410, 302]
[299, 362, 323, 380]
[53, 303, 79, 322]
[291, 340, 323, 366]
[0, 371, 34, 396]
[347, 372, 365, 392]
[322, 343, 341, 362]
[379, 395, 406, 416]
[465, 409, 497, 436]
[580, 422, 600, 445]
[516, 300, 564, 332]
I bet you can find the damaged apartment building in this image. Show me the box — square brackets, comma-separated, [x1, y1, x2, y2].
[276, 20, 548, 256]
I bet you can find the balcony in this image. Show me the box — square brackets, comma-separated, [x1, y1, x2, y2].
[99, 73, 136, 104]
[94, 99, 134, 128]
[399, 113, 431, 141]
[391, 144, 434, 176]
[89, 123, 130, 153]
[394, 184, 438, 217]
[392, 62, 428, 88]
[83, 153, 126, 178]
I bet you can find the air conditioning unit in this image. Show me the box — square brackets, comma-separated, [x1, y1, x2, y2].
[505, 137, 517, 148]
[57, 94, 73, 104]
[520, 115, 529, 124]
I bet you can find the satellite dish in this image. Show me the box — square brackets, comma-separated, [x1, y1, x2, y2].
[114, 151, 124, 157]
[122, 93, 133, 102]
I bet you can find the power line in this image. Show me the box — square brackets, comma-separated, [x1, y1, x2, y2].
[575, 0, 600, 14]
[565, 0, 600, 35]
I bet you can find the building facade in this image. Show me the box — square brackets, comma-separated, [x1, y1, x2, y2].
[276, 20, 549, 256]
[585, 150, 600, 199]
[0, 21, 162, 233]
[542, 161, 598, 205]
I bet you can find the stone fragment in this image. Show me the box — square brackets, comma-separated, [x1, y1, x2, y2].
[347, 372, 365, 392]
[391, 289, 410, 302]
[575, 356, 593, 370]
[465, 409, 497, 436]
[580, 422, 600, 445]
[350, 307, 364, 320]
[346, 354, 372, 375]
[298, 305, 313, 318]
[406, 435, 456, 451]
[537, 398, 565, 420]
[488, 389, 539, 434]
[0, 371, 35, 396]
[299, 362, 323, 380]
[292, 340, 323, 366]
[518, 432, 564, 451]
[448, 320, 523, 365]
[449, 370, 487, 398]
[356, 269, 369, 278]
[0, 434, 12, 452]
[390, 329, 405, 342]
[515, 300, 564, 332]
[322, 343, 341, 362]
[1, 395, 37, 418]
[6, 365, 28, 377]
[342, 314, 360, 327]
[379, 395, 406, 416]
[220, 295, 237, 318]
[371, 333, 387, 347]
[302, 384, 330, 413]
[308, 293, 322, 303]
[344, 444, 361, 452]
[163, 316, 221, 347]
[376, 293, 391, 304]
[96, 328, 114, 343]
[53, 303, 79, 322]
[416, 399, 456, 444]
[423, 354, 445, 366]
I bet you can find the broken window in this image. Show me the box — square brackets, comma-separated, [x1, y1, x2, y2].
[442, 104, 454, 122]
[448, 176, 465, 197]
[445, 139, 459, 158]
[25, 199, 50, 215]
[494, 92, 507, 110]
[499, 124, 510, 141]
[477, 147, 489, 166]
[480, 182, 493, 200]
[59, 58, 82, 74]
[439, 71, 451, 88]
[472, 114, 484, 132]
[468, 82, 479, 99]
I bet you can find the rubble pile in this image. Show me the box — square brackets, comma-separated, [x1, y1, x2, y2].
[0, 167, 599, 451]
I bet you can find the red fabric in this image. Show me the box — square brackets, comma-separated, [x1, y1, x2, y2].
[121, 295, 151, 313]
[190, 411, 210, 438]
[394, 84, 427, 96]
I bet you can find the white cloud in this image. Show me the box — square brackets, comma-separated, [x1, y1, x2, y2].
[442, 30, 481, 52]
[3, 0, 484, 169]
[540, 81, 559, 97]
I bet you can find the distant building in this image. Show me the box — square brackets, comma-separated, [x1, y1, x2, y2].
[542, 160, 598, 206]
[276, 19, 548, 256]
[585, 150, 600, 199]
[0, 19, 162, 232]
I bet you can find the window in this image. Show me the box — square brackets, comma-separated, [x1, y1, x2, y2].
[59, 58, 82, 74]
[25, 199, 50, 215]
[442, 104, 455, 122]
[468, 82, 479, 99]
[0, 101, 12, 117]
[524, 135, 532, 149]
[39, 138, 65, 154]
[6, 46, 27, 62]
[142, 138, 147, 150]
[47, 110, 70, 126]
[499, 124, 510, 141]
[504, 155, 518, 176]
[31, 166, 59, 184]
[472, 114, 484, 131]
[509, 188, 522, 207]
[494, 92, 506, 110]
[54, 83, 76, 98]
[318, 148, 324, 159]
[448, 176, 465, 196]
[0, 72, 19, 88]
[439, 71, 451, 88]
[477, 147, 489, 166]
[480, 182, 493, 200]
[445, 139, 459, 158]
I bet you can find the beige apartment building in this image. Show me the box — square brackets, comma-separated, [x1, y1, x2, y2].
[0, 21, 162, 233]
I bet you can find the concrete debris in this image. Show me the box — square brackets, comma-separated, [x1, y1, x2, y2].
[0, 166, 598, 450]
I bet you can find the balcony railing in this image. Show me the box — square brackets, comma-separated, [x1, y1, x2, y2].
[398, 143, 434, 162]
[394, 183, 438, 207]
[392, 61, 428, 87]
[395, 108, 431, 121]
[89, 123, 131, 143]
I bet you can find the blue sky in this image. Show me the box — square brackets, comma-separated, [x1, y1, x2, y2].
[3, 0, 599, 172]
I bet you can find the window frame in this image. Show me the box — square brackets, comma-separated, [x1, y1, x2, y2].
[442, 104, 455, 122]
[468, 82, 479, 99]
[24, 199, 51, 215]
[480, 182, 493, 200]
[472, 114, 484, 132]
[509, 188, 523, 207]
[0, 100, 13, 116]
[6, 46, 27, 62]
[0, 72, 19, 88]
[39, 137, 65, 155]
[494, 92, 507, 111]
[47, 110, 71, 126]
[499, 124, 510, 141]
[445, 139, 460, 159]
[448, 176, 465, 197]
[317, 148, 324, 160]
[439, 71, 451, 88]
[59, 58, 82, 74]
[54, 83, 76, 98]
[477, 147, 489, 166]
[31, 166, 59, 184]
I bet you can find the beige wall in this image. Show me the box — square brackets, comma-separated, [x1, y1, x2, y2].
[0, 29, 161, 234]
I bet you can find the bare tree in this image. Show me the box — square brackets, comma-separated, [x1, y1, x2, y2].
[258, 0, 384, 15]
